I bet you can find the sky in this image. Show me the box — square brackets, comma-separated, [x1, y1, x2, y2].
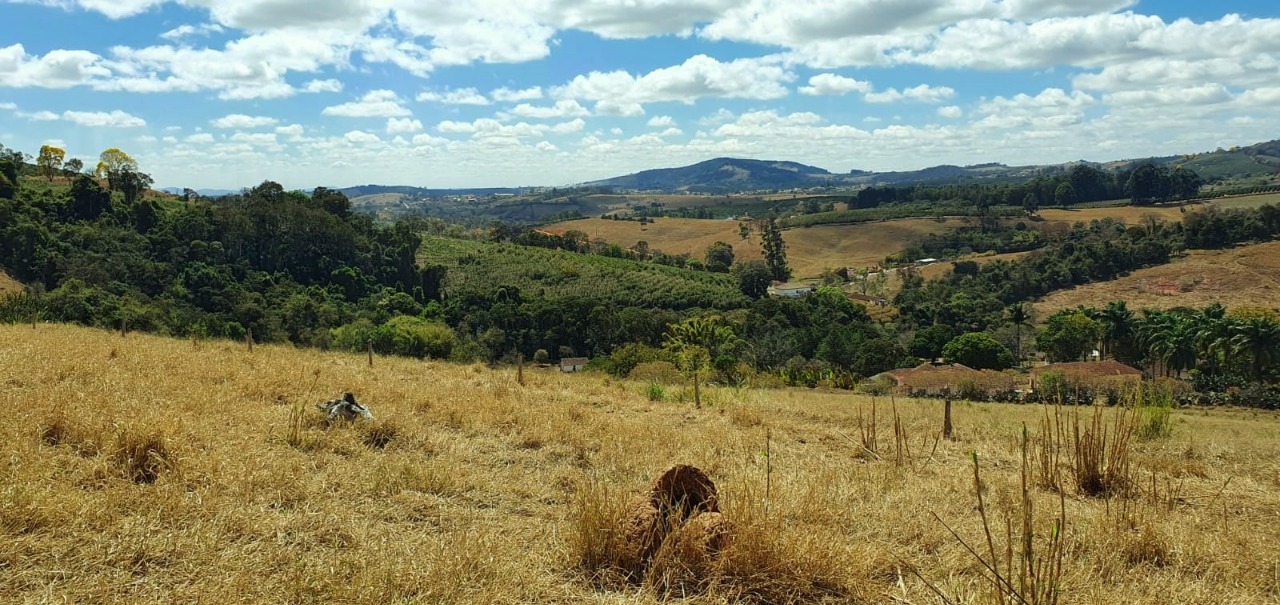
[1, 1, 1279, 190]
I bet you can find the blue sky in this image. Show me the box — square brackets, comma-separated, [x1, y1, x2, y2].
[2, 1, 1279, 189]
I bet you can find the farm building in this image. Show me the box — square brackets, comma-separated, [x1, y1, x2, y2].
[559, 357, 589, 373]
[879, 362, 1017, 397]
[767, 282, 816, 298]
[846, 292, 889, 307]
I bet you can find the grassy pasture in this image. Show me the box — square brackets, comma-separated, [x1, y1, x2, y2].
[3, 324, 1279, 603]
[550, 217, 967, 278]
[1036, 240, 1280, 315]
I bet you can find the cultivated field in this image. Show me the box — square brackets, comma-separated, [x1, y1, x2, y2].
[4, 324, 1280, 603]
[552, 217, 967, 278]
[1036, 240, 1280, 315]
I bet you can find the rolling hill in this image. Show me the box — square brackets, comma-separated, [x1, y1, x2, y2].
[585, 157, 835, 193]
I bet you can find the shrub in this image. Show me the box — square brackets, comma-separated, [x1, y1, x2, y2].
[629, 361, 682, 384]
[533, 348, 550, 364]
[373, 316, 455, 359]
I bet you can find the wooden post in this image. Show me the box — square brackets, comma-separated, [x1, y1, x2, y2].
[246, 328, 253, 352]
[943, 392, 954, 440]
[120, 318, 127, 337]
[367, 341, 374, 367]
[516, 353, 525, 386]
[693, 371, 701, 409]
[765, 428, 772, 515]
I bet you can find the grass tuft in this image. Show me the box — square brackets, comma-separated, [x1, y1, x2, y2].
[110, 428, 173, 484]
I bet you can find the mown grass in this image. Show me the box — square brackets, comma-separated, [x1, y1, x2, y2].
[2, 324, 1279, 603]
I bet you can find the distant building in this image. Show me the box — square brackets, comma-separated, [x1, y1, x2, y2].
[1031, 360, 1143, 384]
[767, 282, 816, 298]
[846, 292, 889, 307]
[560, 357, 589, 373]
[916, 258, 939, 265]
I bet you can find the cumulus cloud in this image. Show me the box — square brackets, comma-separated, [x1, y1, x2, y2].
[211, 114, 278, 129]
[302, 78, 343, 93]
[646, 115, 676, 127]
[323, 90, 411, 118]
[937, 105, 963, 118]
[386, 117, 424, 134]
[865, 84, 956, 104]
[62, 110, 146, 127]
[508, 99, 590, 119]
[18, 109, 60, 121]
[550, 118, 586, 134]
[554, 54, 792, 113]
[490, 86, 543, 102]
[798, 73, 873, 95]
[416, 87, 490, 105]
[0, 43, 111, 88]
[160, 23, 224, 41]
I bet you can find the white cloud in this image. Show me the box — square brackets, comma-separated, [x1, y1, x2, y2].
[416, 87, 490, 105]
[18, 110, 60, 121]
[508, 99, 590, 119]
[436, 118, 548, 138]
[798, 73, 872, 96]
[387, 117, 424, 134]
[535, 140, 558, 152]
[186, 133, 216, 144]
[160, 23, 224, 41]
[302, 78, 343, 93]
[344, 130, 381, 145]
[658, 127, 684, 137]
[322, 90, 411, 118]
[551, 118, 585, 134]
[0, 43, 111, 88]
[647, 115, 676, 127]
[937, 105, 963, 118]
[275, 124, 305, 137]
[0, 101, 15, 110]
[865, 84, 956, 104]
[211, 114, 278, 129]
[491, 86, 543, 102]
[554, 54, 792, 112]
[229, 132, 279, 146]
[62, 110, 146, 127]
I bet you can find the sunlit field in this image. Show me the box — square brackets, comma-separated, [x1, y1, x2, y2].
[3, 324, 1279, 604]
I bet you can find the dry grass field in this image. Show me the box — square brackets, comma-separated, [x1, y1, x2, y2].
[552, 217, 966, 278]
[4, 324, 1280, 604]
[1036, 241, 1280, 315]
[0, 270, 21, 295]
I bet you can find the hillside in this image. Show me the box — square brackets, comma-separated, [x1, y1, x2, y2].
[0, 269, 21, 295]
[1035, 240, 1280, 314]
[586, 157, 833, 193]
[5, 324, 1280, 603]
[417, 236, 748, 309]
[546, 217, 966, 278]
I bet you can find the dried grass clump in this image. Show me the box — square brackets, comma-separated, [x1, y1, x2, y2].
[570, 465, 850, 602]
[360, 418, 402, 449]
[110, 428, 173, 484]
[37, 411, 99, 456]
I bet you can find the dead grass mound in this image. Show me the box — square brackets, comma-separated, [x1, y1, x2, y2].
[110, 428, 173, 484]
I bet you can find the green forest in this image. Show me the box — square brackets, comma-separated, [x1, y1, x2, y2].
[3, 143, 1280, 408]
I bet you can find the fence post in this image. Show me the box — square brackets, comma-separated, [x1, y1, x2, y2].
[367, 341, 374, 367]
[517, 353, 525, 386]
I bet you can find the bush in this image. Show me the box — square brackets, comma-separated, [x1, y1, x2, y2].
[533, 349, 550, 364]
[373, 316, 455, 359]
[942, 332, 1014, 370]
[629, 361, 682, 384]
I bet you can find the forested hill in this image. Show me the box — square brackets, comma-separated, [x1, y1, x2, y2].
[585, 158, 834, 192]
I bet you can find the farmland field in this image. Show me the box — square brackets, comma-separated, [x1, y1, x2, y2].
[550, 217, 968, 278]
[1036, 240, 1280, 314]
[3, 324, 1279, 603]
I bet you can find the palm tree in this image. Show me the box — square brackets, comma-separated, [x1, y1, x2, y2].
[1194, 303, 1232, 373]
[664, 316, 743, 408]
[1146, 313, 1198, 377]
[1230, 316, 1280, 381]
[1098, 301, 1135, 360]
[1005, 302, 1033, 365]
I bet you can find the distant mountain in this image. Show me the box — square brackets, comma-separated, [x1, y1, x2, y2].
[339, 185, 521, 198]
[159, 187, 236, 198]
[585, 158, 834, 193]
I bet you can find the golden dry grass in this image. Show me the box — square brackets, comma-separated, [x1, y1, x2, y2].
[553, 217, 965, 279]
[0, 269, 22, 295]
[4, 324, 1280, 604]
[1036, 241, 1280, 315]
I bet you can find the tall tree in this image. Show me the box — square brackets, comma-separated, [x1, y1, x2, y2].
[64, 158, 84, 176]
[1097, 300, 1135, 360]
[36, 145, 65, 182]
[117, 168, 154, 205]
[1005, 302, 1033, 363]
[704, 241, 735, 273]
[97, 148, 138, 192]
[759, 217, 790, 282]
[1230, 316, 1280, 381]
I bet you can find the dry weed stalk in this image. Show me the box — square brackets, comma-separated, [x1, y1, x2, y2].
[1073, 406, 1134, 498]
[928, 427, 1067, 605]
